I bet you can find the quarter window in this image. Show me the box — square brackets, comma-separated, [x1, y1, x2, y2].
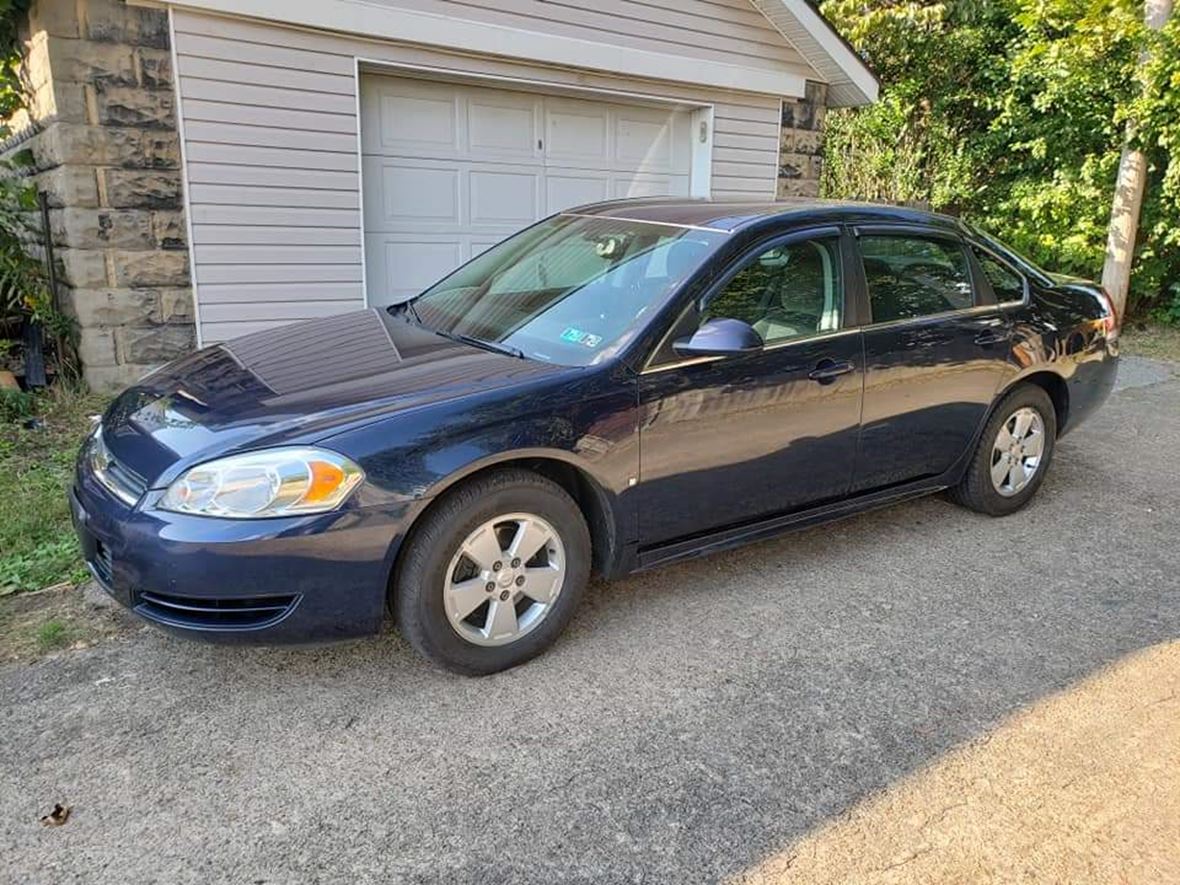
[974, 249, 1026, 303]
[702, 238, 843, 345]
[860, 235, 974, 323]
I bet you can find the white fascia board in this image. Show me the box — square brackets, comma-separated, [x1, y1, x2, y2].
[780, 0, 879, 104]
[157, 0, 809, 98]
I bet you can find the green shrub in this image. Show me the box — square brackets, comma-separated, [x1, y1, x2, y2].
[0, 386, 34, 422]
[820, 0, 1179, 321]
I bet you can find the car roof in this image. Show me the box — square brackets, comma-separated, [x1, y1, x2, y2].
[564, 197, 966, 235]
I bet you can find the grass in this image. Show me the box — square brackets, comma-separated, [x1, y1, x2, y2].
[0, 581, 138, 662]
[0, 385, 110, 597]
[34, 618, 70, 650]
[1121, 323, 1180, 363]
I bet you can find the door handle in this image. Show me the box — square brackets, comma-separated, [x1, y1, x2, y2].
[974, 329, 1012, 346]
[808, 359, 855, 384]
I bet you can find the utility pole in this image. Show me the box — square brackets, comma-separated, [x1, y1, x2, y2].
[1101, 0, 1173, 318]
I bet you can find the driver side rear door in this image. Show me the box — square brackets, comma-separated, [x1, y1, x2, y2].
[635, 227, 865, 547]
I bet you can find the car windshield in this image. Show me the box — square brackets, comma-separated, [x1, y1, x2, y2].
[403, 214, 727, 366]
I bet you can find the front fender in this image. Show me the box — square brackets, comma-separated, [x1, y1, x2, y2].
[321, 366, 640, 562]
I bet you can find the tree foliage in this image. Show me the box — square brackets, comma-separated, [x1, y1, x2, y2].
[0, 0, 31, 125]
[820, 0, 1179, 320]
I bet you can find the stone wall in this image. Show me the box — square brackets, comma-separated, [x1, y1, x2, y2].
[778, 80, 827, 199]
[4, 0, 193, 391]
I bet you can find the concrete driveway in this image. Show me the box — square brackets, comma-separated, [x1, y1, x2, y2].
[3, 358, 1178, 884]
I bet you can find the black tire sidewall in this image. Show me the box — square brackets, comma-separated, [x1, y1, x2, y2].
[967, 385, 1057, 515]
[395, 472, 591, 675]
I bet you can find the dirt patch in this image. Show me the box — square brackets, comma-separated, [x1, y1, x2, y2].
[0, 581, 139, 664]
[1122, 324, 1180, 363]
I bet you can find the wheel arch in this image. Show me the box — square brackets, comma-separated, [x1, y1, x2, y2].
[1000, 370, 1070, 436]
[388, 451, 621, 604]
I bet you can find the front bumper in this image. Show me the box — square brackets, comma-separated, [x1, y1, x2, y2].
[71, 461, 410, 645]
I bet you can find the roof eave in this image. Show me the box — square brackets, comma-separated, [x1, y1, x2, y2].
[749, 0, 879, 107]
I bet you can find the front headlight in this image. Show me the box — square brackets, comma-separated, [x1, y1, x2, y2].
[158, 447, 364, 518]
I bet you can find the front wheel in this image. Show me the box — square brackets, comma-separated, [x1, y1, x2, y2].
[949, 384, 1057, 516]
[393, 469, 591, 675]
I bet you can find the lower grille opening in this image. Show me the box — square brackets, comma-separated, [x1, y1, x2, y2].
[91, 541, 114, 587]
[135, 590, 298, 629]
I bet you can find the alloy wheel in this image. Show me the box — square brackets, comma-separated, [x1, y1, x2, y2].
[990, 406, 1046, 497]
[443, 512, 566, 647]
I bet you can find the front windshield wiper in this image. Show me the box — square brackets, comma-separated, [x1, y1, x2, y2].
[449, 331, 527, 360]
[429, 326, 527, 359]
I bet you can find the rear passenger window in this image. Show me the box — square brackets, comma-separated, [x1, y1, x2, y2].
[974, 250, 1025, 303]
[860, 235, 974, 323]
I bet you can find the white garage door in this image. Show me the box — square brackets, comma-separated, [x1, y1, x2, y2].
[360, 75, 696, 306]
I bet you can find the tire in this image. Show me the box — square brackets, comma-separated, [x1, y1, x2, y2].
[393, 469, 591, 675]
[948, 383, 1058, 516]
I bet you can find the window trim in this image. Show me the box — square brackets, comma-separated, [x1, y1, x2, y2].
[640, 225, 845, 374]
[853, 225, 985, 328]
[969, 240, 1030, 308]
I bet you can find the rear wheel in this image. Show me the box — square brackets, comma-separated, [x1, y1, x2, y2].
[393, 469, 591, 675]
[949, 384, 1057, 516]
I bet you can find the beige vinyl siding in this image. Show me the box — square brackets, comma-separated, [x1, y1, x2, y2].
[172, 8, 788, 342]
[355, 0, 810, 76]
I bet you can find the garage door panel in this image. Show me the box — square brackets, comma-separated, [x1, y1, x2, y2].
[366, 235, 464, 305]
[545, 173, 610, 212]
[470, 170, 541, 225]
[363, 80, 461, 156]
[546, 102, 610, 166]
[468, 94, 541, 161]
[615, 108, 679, 172]
[375, 162, 461, 227]
[612, 174, 685, 199]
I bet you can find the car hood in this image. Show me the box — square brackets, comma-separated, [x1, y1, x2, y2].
[99, 309, 563, 485]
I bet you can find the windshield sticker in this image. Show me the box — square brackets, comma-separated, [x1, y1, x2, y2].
[560, 327, 603, 348]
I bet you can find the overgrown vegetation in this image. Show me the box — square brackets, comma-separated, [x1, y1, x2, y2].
[821, 0, 1180, 322]
[0, 0, 31, 126]
[0, 161, 80, 384]
[0, 387, 108, 596]
[0, 1, 79, 386]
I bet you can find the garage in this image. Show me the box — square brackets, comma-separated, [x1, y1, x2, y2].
[157, 1, 877, 346]
[360, 74, 698, 305]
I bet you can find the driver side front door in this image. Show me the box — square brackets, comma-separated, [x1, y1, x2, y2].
[635, 229, 864, 548]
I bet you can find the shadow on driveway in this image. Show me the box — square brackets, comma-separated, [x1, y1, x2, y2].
[3, 360, 1178, 884]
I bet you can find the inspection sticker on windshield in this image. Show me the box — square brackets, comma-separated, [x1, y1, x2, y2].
[560, 327, 602, 348]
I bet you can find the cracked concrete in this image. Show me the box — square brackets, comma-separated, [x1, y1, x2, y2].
[2, 356, 1178, 884]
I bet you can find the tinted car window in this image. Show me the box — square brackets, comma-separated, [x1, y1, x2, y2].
[860, 235, 974, 323]
[413, 215, 725, 366]
[974, 249, 1025, 303]
[703, 238, 842, 345]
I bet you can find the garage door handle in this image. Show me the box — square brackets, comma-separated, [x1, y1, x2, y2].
[808, 359, 855, 384]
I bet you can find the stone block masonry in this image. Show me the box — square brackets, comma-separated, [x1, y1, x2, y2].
[3, 0, 193, 391]
[778, 80, 827, 200]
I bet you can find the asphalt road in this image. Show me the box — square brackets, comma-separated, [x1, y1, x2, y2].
[3, 357, 1178, 884]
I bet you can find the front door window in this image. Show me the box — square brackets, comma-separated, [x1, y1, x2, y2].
[703, 238, 843, 344]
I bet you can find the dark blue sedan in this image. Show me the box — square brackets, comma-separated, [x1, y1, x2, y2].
[72, 199, 1119, 674]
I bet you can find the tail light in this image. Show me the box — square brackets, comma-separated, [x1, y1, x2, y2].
[1094, 287, 1119, 338]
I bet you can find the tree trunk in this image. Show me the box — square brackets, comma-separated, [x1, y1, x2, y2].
[1101, 0, 1173, 318]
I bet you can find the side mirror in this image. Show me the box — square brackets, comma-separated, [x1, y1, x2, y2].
[673, 318, 764, 358]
